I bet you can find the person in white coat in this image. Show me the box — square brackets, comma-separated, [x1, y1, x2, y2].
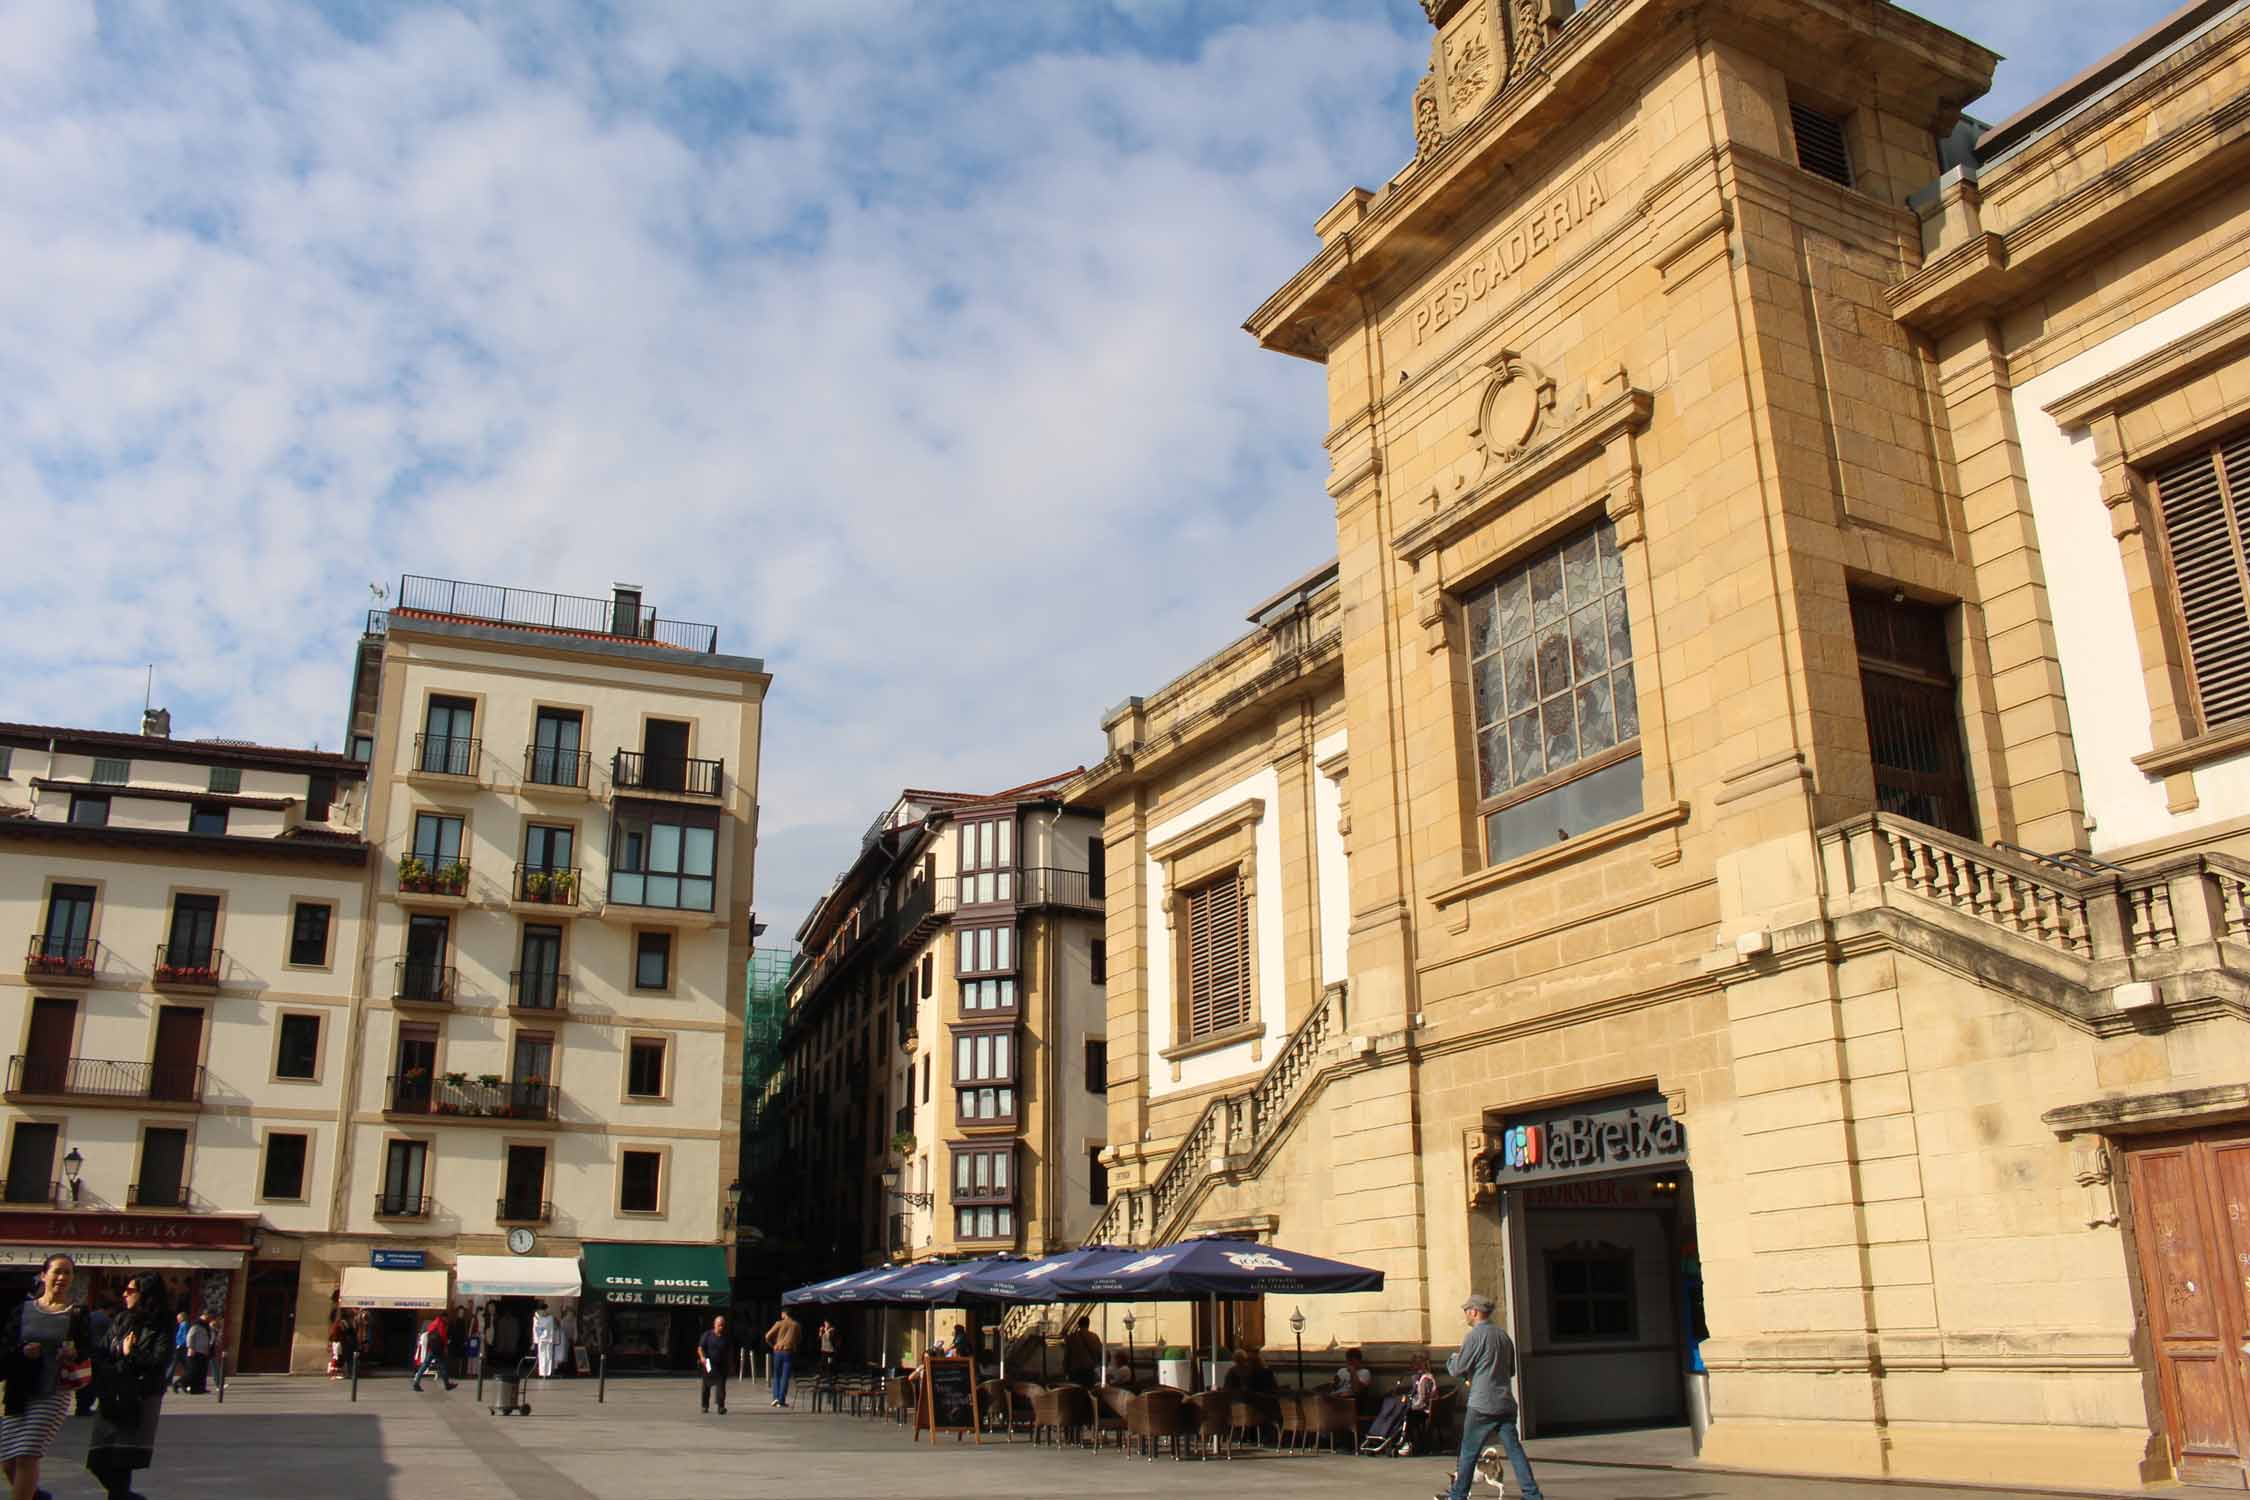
[531, 1304, 559, 1379]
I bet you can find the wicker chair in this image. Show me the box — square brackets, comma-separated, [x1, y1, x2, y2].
[1226, 1391, 1282, 1449]
[1031, 1384, 1096, 1448]
[884, 1376, 912, 1426]
[1123, 1388, 1191, 1461]
[1302, 1392, 1359, 1455]
[1273, 1390, 1312, 1451]
[1184, 1392, 1234, 1459]
[1095, 1383, 1134, 1450]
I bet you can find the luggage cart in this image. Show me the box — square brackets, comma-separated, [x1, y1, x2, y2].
[489, 1355, 536, 1416]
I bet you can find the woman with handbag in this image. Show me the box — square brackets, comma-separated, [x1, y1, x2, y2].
[0, 1252, 90, 1500]
[85, 1273, 173, 1500]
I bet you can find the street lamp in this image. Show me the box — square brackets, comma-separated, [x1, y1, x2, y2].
[879, 1166, 932, 1210]
[1290, 1306, 1306, 1392]
[724, 1178, 743, 1229]
[61, 1148, 82, 1205]
[1121, 1308, 1136, 1386]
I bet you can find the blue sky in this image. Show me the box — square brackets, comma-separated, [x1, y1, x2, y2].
[0, 0, 2190, 941]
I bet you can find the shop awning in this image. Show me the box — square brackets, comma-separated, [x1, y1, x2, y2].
[338, 1266, 449, 1310]
[455, 1255, 581, 1299]
[580, 1242, 729, 1307]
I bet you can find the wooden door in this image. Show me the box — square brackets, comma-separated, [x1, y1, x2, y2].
[22, 998, 76, 1093]
[150, 1005, 203, 1101]
[642, 719, 689, 790]
[238, 1264, 299, 1374]
[2129, 1137, 2250, 1487]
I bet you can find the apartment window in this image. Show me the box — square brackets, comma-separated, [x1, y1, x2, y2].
[134, 1126, 188, 1208]
[4, 1123, 59, 1204]
[1182, 873, 1251, 1041]
[954, 1027, 1016, 1123]
[305, 773, 335, 822]
[207, 765, 242, 794]
[1548, 1243, 1635, 1342]
[401, 914, 450, 1001]
[920, 952, 934, 995]
[261, 1133, 309, 1200]
[518, 925, 563, 1010]
[289, 902, 332, 967]
[610, 805, 717, 911]
[503, 1143, 547, 1220]
[1087, 835, 1106, 899]
[627, 1037, 667, 1098]
[1090, 938, 1107, 985]
[411, 812, 464, 868]
[529, 707, 585, 787]
[634, 931, 672, 991]
[956, 1205, 1015, 1240]
[952, 1144, 1013, 1204]
[91, 758, 129, 785]
[956, 923, 1016, 1012]
[2154, 430, 2250, 730]
[39, 885, 95, 961]
[1790, 100, 1853, 187]
[1085, 1039, 1107, 1094]
[189, 803, 229, 836]
[420, 696, 477, 775]
[957, 814, 1015, 906]
[620, 1150, 662, 1213]
[69, 795, 109, 827]
[380, 1138, 429, 1215]
[275, 1014, 321, 1080]
[1464, 517, 1643, 864]
[167, 894, 219, 967]
[920, 1053, 930, 1104]
[1089, 1147, 1109, 1207]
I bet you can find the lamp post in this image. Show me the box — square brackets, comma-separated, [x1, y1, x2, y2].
[879, 1166, 932, 1209]
[1290, 1306, 1306, 1392]
[1122, 1308, 1136, 1386]
[61, 1147, 82, 1205]
[723, 1178, 743, 1229]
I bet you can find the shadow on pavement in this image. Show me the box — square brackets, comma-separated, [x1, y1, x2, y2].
[52, 1410, 396, 1500]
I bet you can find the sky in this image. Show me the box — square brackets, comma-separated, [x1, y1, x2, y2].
[0, 0, 2192, 944]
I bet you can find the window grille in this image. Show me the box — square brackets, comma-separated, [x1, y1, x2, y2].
[1790, 101, 1853, 187]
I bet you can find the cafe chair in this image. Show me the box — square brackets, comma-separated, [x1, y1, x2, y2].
[1031, 1385, 1096, 1448]
[1304, 1392, 1360, 1455]
[1227, 1390, 1281, 1449]
[1185, 1392, 1234, 1459]
[884, 1376, 912, 1426]
[1123, 1388, 1191, 1461]
[1095, 1383, 1133, 1450]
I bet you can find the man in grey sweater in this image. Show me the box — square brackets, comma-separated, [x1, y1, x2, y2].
[1440, 1293, 1542, 1500]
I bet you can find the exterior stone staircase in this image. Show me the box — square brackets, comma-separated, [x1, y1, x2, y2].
[1817, 813, 2250, 1027]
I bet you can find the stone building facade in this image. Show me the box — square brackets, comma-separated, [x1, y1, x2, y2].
[1076, 0, 2250, 1487]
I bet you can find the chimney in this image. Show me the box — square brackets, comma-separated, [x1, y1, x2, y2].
[142, 707, 172, 739]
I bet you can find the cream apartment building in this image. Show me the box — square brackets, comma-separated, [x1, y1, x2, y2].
[1077, 0, 2250, 1488]
[761, 777, 1109, 1362]
[321, 575, 766, 1373]
[0, 714, 370, 1372]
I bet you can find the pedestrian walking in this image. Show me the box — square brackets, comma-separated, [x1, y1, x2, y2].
[1438, 1293, 1541, 1500]
[182, 1316, 212, 1395]
[85, 1273, 174, 1500]
[697, 1316, 734, 1414]
[1, 1253, 90, 1500]
[327, 1314, 356, 1380]
[1063, 1316, 1101, 1386]
[412, 1311, 456, 1392]
[761, 1308, 800, 1408]
[75, 1300, 113, 1417]
[532, 1303, 559, 1379]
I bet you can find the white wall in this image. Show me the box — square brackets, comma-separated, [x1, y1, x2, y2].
[2015, 266, 2250, 852]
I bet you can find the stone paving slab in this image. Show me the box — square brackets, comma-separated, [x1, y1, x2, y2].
[15, 1378, 2167, 1500]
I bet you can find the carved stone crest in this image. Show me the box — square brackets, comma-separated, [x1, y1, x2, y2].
[1448, 28, 1495, 115]
[1412, 75, 1443, 159]
[1470, 351, 1558, 477]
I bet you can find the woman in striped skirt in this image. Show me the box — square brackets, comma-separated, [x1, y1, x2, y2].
[0, 1252, 90, 1500]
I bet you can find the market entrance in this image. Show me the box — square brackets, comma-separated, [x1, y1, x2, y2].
[2124, 1129, 2250, 1488]
[1485, 1090, 1704, 1437]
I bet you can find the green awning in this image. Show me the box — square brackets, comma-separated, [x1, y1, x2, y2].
[580, 1242, 730, 1307]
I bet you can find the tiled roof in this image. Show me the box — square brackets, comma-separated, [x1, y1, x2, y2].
[0, 721, 363, 773]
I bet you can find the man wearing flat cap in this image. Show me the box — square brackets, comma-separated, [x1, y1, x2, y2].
[1440, 1292, 1542, 1500]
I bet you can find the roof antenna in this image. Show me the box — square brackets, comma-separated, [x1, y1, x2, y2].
[144, 665, 153, 712]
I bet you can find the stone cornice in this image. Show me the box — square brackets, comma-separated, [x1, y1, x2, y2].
[1393, 386, 1653, 564]
[1148, 798, 1265, 866]
[2044, 303, 2250, 428]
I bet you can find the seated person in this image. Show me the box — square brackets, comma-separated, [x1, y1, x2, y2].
[1104, 1350, 1133, 1388]
[1221, 1347, 1256, 1391]
[1332, 1347, 1373, 1403]
[1365, 1352, 1437, 1449]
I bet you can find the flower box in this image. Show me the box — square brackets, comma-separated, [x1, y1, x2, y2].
[155, 964, 219, 986]
[27, 954, 94, 978]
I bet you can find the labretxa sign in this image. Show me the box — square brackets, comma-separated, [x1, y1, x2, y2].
[1486, 1093, 1685, 1188]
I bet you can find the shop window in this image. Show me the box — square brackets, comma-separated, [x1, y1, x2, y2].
[262, 1133, 309, 1200]
[1182, 873, 1251, 1040]
[1463, 518, 1642, 863]
[2154, 430, 2250, 731]
[1547, 1242, 1635, 1343]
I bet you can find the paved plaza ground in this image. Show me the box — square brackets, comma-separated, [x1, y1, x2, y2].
[21, 1375, 2167, 1500]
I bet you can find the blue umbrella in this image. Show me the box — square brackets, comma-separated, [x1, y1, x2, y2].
[1049, 1238, 1384, 1298]
[881, 1256, 1023, 1307]
[951, 1245, 1133, 1303]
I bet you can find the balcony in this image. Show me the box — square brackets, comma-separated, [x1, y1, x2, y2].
[509, 970, 570, 1015]
[392, 962, 456, 1009]
[513, 863, 583, 909]
[522, 743, 593, 795]
[386, 1073, 560, 1123]
[397, 853, 472, 907]
[411, 732, 482, 781]
[391, 572, 719, 654]
[373, 1192, 431, 1219]
[152, 944, 223, 990]
[612, 749, 724, 800]
[129, 1182, 190, 1210]
[23, 934, 99, 984]
[2, 1179, 59, 1207]
[6, 1056, 205, 1109]
[495, 1197, 553, 1225]
[1017, 866, 1105, 914]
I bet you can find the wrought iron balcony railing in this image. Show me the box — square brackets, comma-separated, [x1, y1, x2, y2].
[129, 1181, 189, 1209]
[7, 1055, 205, 1104]
[386, 1073, 559, 1121]
[523, 743, 592, 789]
[2, 1178, 59, 1206]
[398, 852, 471, 897]
[413, 733, 482, 778]
[153, 944, 222, 989]
[612, 749, 724, 798]
[24, 934, 99, 981]
[495, 1197, 553, 1224]
[374, 1192, 431, 1218]
[392, 962, 456, 1006]
[509, 969, 569, 1012]
[513, 863, 582, 906]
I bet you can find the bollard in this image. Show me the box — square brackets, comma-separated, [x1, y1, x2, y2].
[215, 1352, 227, 1404]
[350, 1351, 360, 1403]
[597, 1351, 607, 1405]
[475, 1355, 485, 1405]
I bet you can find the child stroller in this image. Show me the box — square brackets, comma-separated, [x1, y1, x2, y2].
[1360, 1384, 1416, 1454]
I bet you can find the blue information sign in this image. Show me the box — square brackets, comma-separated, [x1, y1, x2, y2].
[371, 1249, 427, 1270]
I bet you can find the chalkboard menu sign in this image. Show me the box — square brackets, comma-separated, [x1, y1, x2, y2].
[916, 1355, 981, 1443]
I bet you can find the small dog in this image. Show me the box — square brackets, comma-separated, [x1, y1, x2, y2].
[1436, 1445, 1509, 1498]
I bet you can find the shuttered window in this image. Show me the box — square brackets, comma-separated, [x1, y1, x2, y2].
[1184, 873, 1251, 1040]
[2156, 430, 2250, 731]
[1790, 101, 1853, 187]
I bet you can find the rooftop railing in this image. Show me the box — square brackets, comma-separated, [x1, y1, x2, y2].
[392, 574, 719, 653]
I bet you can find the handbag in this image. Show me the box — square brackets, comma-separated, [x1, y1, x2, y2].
[58, 1357, 92, 1391]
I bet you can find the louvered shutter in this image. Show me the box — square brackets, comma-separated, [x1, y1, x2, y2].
[1790, 102, 1853, 187]
[1185, 874, 1249, 1039]
[2157, 433, 2250, 730]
